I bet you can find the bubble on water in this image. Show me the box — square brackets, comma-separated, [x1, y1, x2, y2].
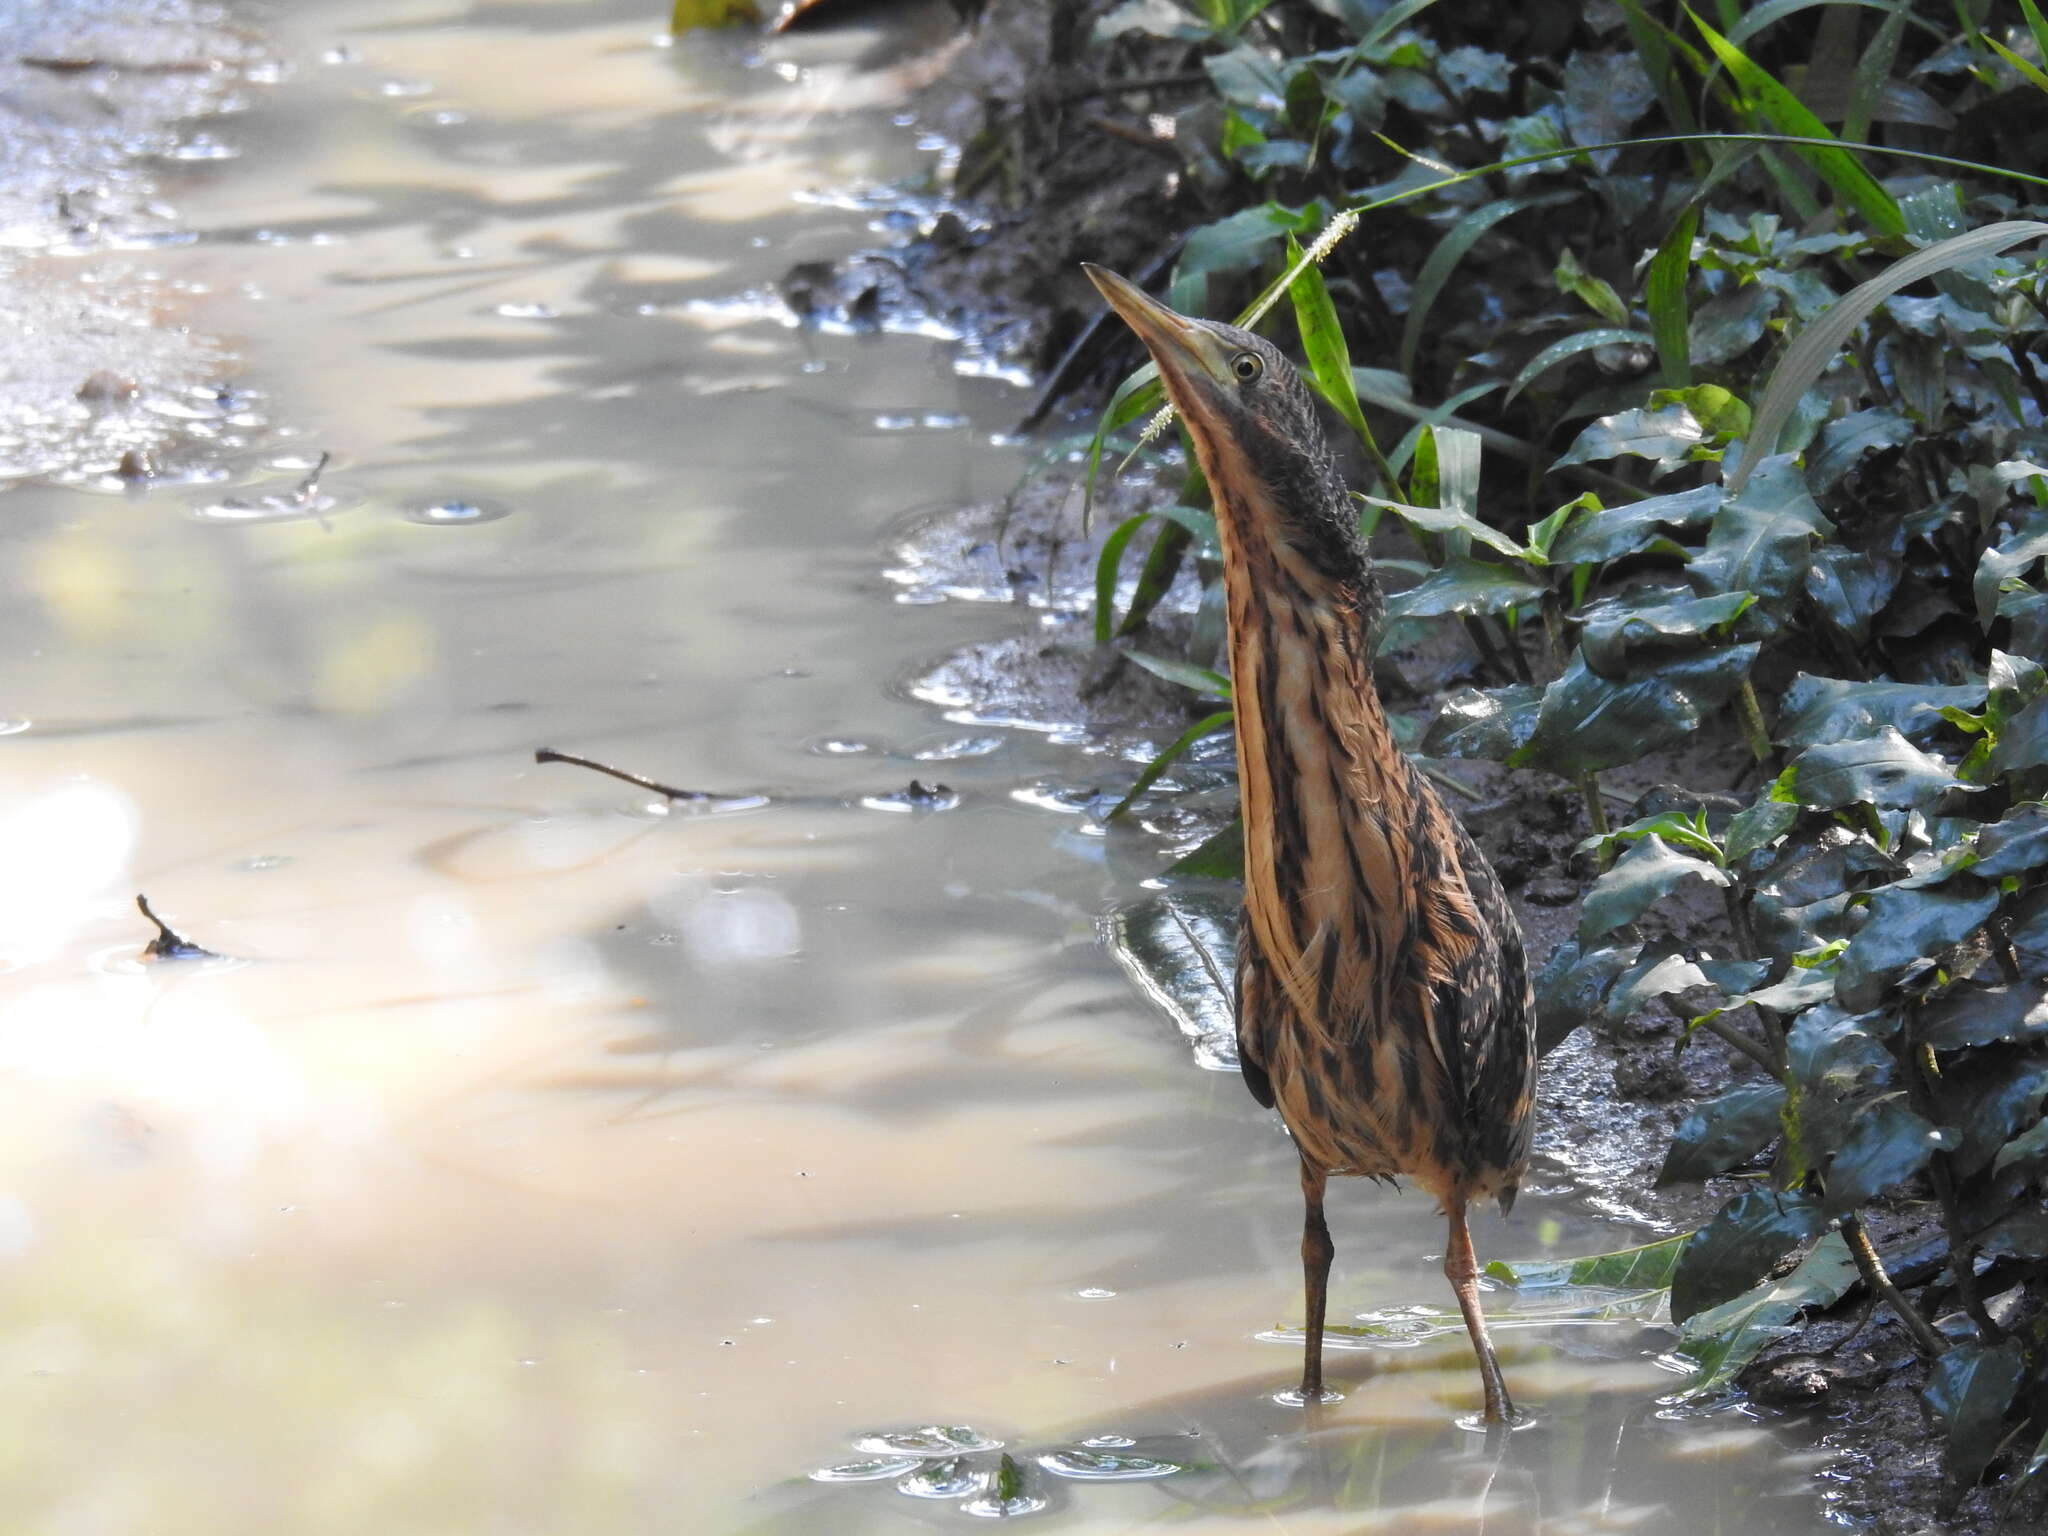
[806, 737, 871, 756]
[402, 497, 512, 526]
[809, 1458, 922, 1483]
[894, 1458, 983, 1499]
[850, 1426, 1001, 1456]
[1037, 1450, 1180, 1481]
[859, 781, 958, 813]
[377, 78, 435, 97]
[492, 302, 558, 320]
[1075, 1287, 1116, 1299]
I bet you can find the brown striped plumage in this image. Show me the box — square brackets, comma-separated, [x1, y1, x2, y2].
[1085, 265, 1537, 1423]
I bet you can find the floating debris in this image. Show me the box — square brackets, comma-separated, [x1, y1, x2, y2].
[135, 894, 221, 962]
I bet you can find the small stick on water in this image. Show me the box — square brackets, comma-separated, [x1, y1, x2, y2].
[535, 748, 712, 802]
[136, 893, 219, 961]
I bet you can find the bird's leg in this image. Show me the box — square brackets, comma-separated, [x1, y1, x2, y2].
[1445, 1197, 1514, 1424]
[1298, 1160, 1333, 1403]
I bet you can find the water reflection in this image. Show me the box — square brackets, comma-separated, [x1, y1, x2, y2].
[0, 1, 1846, 1533]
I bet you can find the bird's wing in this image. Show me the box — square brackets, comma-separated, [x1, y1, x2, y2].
[1234, 911, 1277, 1108]
[1442, 819, 1538, 1186]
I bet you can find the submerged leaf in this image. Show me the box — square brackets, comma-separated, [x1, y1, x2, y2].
[1492, 1233, 1687, 1292]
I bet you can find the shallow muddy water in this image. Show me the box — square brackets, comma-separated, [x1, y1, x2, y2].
[0, 3, 1846, 1532]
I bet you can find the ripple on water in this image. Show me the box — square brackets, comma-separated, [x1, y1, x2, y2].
[807, 1457, 923, 1484]
[893, 1457, 984, 1499]
[849, 1426, 1002, 1456]
[1036, 1450, 1180, 1481]
[401, 496, 512, 526]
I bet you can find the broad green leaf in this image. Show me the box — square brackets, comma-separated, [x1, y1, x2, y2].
[1971, 804, 2048, 879]
[1988, 693, 2048, 777]
[1107, 710, 1236, 821]
[1423, 683, 1544, 764]
[1363, 497, 1527, 563]
[1385, 558, 1546, 620]
[1729, 222, 2048, 492]
[1579, 588, 1754, 676]
[1659, 1081, 1786, 1185]
[1924, 1340, 2027, 1490]
[1805, 406, 1913, 493]
[1580, 835, 1733, 943]
[1512, 645, 1760, 778]
[1124, 650, 1232, 698]
[1490, 1234, 1688, 1292]
[1673, 1232, 1856, 1397]
[1685, 458, 1834, 610]
[1671, 1189, 1826, 1323]
[1772, 728, 1972, 810]
[1176, 203, 1321, 291]
[1726, 799, 1799, 863]
[1804, 543, 1897, 646]
[1607, 946, 1719, 1021]
[1933, 1052, 2048, 1179]
[1532, 939, 1639, 1054]
[1688, 282, 1778, 368]
[1504, 328, 1652, 406]
[1820, 1094, 1941, 1214]
[1921, 983, 2048, 1051]
[1549, 484, 1723, 565]
[1555, 403, 1705, 476]
[1775, 674, 1986, 748]
[1835, 880, 1999, 1011]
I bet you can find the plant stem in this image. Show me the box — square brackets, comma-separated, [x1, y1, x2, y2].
[1736, 680, 1772, 762]
[1578, 771, 1611, 842]
[1695, 1014, 1785, 1077]
[1839, 1214, 1949, 1359]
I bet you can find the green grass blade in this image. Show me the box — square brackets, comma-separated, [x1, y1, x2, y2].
[1284, 234, 1372, 452]
[1686, 7, 1906, 237]
[1125, 650, 1233, 698]
[1399, 198, 1546, 376]
[1084, 364, 1163, 524]
[1726, 0, 1941, 50]
[1094, 513, 1154, 646]
[1844, 1, 1907, 145]
[1107, 710, 1236, 821]
[1729, 220, 2048, 491]
[1506, 328, 1654, 406]
[2024, 0, 2048, 58]
[1986, 33, 2048, 93]
[1115, 517, 1196, 639]
[1647, 205, 1701, 387]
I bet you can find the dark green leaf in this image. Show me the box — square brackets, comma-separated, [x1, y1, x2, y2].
[1286, 235, 1373, 452]
[1993, 1116, 2048, 1175]
[1934, 1052, 2048, 1178]
[1385, 558, 1546, 620]
[1673, 1232, 1857, 1398]
[1364, 497, 1527, 562]
[1114, 516, 1196, 639]
[1660, 1081, 1786, 1186]
[1579, 588, 1754, 676]
[1688, 282, 1777, 367]
[1534, 939, 1638, 1055]
[1554, 245, 1631, 326]
[1607, 946, 1715, 1021]
[1512, 645, 1760, 778]
[1176, 203, 1319, 290]
[1972, 804, 2048, 879]
[1548, 484, 1723, 565]
[1921, 984, 2048, 1051]
[1804, 546, 1898, 647]
[1821, 1095, 1941, 1215]
[1492, 1234, 1688, 1292]
[1989, 693, 2048, 777]
[1805, 406, 1913, 493]
[1401, 198, 1550, 377]
[1775, 674, 1985, 748]
[1648, 205, 1700, 387]
[1923, 1340, 2026, 1489]
[1686, 458, 1835, 611]
[1836, 880, 1999, 1012]
[1580, 834, 1733, 943]
[1504, 328, 1651, 406]
[1094, 514, 1154, 645]
[1107, 710, 1236, 821]
[1423, 683, 1543, 763]
[1555, 404, 1705, 477]
[1672, 1189, 1826, 1324]
[1726, 800, 1799, 863]
[1774, 728, 1972, 810]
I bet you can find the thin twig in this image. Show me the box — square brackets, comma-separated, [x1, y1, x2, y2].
[535, 748, 712, 802]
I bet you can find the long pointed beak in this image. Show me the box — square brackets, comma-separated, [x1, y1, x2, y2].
[1082, 263, 1229, 389]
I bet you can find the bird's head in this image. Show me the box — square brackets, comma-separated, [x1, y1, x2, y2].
[1083, 263, 1369, 599]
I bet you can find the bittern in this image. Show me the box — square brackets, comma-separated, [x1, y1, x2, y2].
[1085, 265, 1537, 1424]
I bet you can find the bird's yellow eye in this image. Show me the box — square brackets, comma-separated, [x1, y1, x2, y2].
[1231, 351, 1263, 383]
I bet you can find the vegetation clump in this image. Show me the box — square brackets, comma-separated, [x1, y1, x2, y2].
[1076, 0, 2048, 1507]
